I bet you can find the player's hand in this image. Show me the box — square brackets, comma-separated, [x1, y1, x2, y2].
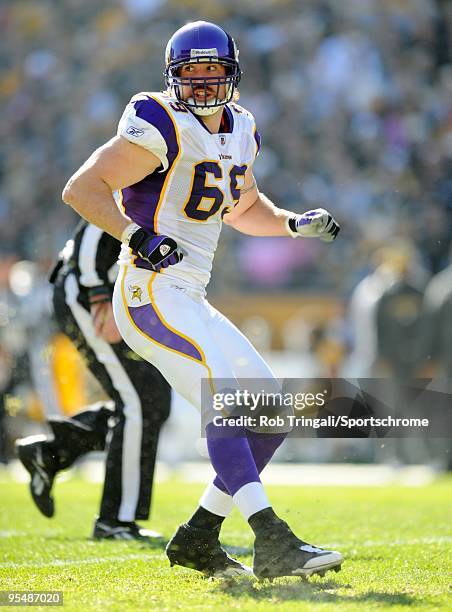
[90, 302, 122, 344]
[291, 208, 340, 242]
[127, 226, 185, 272]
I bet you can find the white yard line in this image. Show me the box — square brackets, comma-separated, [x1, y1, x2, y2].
[1, 461, 439, 487]
[0, 553, 155, 569]
[1, 537, 450, 569]
[322, 536, 452, 549]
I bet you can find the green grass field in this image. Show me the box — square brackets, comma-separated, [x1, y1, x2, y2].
[0, 476, 451, 611]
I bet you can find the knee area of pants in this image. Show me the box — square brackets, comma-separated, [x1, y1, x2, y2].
[121, 412, 143, 428]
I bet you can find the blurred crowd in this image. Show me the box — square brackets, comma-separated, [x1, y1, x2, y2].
[1, 1, 452, 465]
[1, 0, 452, 294]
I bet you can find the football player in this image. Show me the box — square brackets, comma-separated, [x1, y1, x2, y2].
[62, 21, 342, 578]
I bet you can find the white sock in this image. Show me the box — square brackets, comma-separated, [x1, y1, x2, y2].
[199, 482, 234, 517]
[232, 482, 271, 520]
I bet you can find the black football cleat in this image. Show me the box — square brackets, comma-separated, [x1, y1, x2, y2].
[253, 519, 343, 579]
[92, 518, 163, 541]
[166, 523, 253, 578]
[15, 436, 57, 518]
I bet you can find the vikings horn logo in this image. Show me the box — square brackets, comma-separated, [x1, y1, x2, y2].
[128, 285, 142, 302]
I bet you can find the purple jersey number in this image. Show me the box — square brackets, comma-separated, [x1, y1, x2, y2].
[183, 162, 247, 221]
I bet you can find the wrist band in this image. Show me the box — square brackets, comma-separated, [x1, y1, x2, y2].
[87, 285, 111, 305]
[286, 216, 299, 238]
[121, 222, 142, 245]
[89, 296, 110, 305]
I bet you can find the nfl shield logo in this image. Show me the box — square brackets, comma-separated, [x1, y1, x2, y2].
[220, 135, 226, 146]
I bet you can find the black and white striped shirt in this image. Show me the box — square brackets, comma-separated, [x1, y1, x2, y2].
[52, 221, 121, 308]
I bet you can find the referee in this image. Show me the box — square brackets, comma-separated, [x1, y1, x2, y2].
[16, 221, 171, 540]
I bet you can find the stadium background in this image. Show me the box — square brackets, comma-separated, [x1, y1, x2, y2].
[1, 0, 452, 471]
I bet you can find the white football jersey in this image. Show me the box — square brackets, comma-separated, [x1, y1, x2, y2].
[116, 91, 260, 291]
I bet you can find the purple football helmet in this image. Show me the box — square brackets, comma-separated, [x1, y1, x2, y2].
[165, 21, 241, 115]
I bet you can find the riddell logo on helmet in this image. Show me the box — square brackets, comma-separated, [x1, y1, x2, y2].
[190, 48, 218, 57]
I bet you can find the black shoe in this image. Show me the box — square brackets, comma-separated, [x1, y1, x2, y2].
[92, 518, 163, 541]
[15, 436, 56, 518]
[166, 523, 253, 578]
[253, 519, 343, 579]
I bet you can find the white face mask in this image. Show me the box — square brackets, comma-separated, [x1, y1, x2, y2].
[177, 81, 233, 116]
[187, 102, 223, 116]
[185, 95, 230, 116]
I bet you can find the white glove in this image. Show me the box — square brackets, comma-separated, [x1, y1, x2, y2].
[286, 208, 340, 242]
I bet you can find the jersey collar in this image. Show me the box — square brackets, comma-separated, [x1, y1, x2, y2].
[189, 105, 234, 135]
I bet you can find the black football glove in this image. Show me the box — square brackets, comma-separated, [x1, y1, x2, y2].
[124, 225, 185, 272]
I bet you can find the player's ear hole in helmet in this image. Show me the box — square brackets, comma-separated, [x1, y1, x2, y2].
[165, 21, 242, 116]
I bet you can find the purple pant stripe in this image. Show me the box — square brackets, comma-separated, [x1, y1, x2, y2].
[129, 302, 203, 362]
